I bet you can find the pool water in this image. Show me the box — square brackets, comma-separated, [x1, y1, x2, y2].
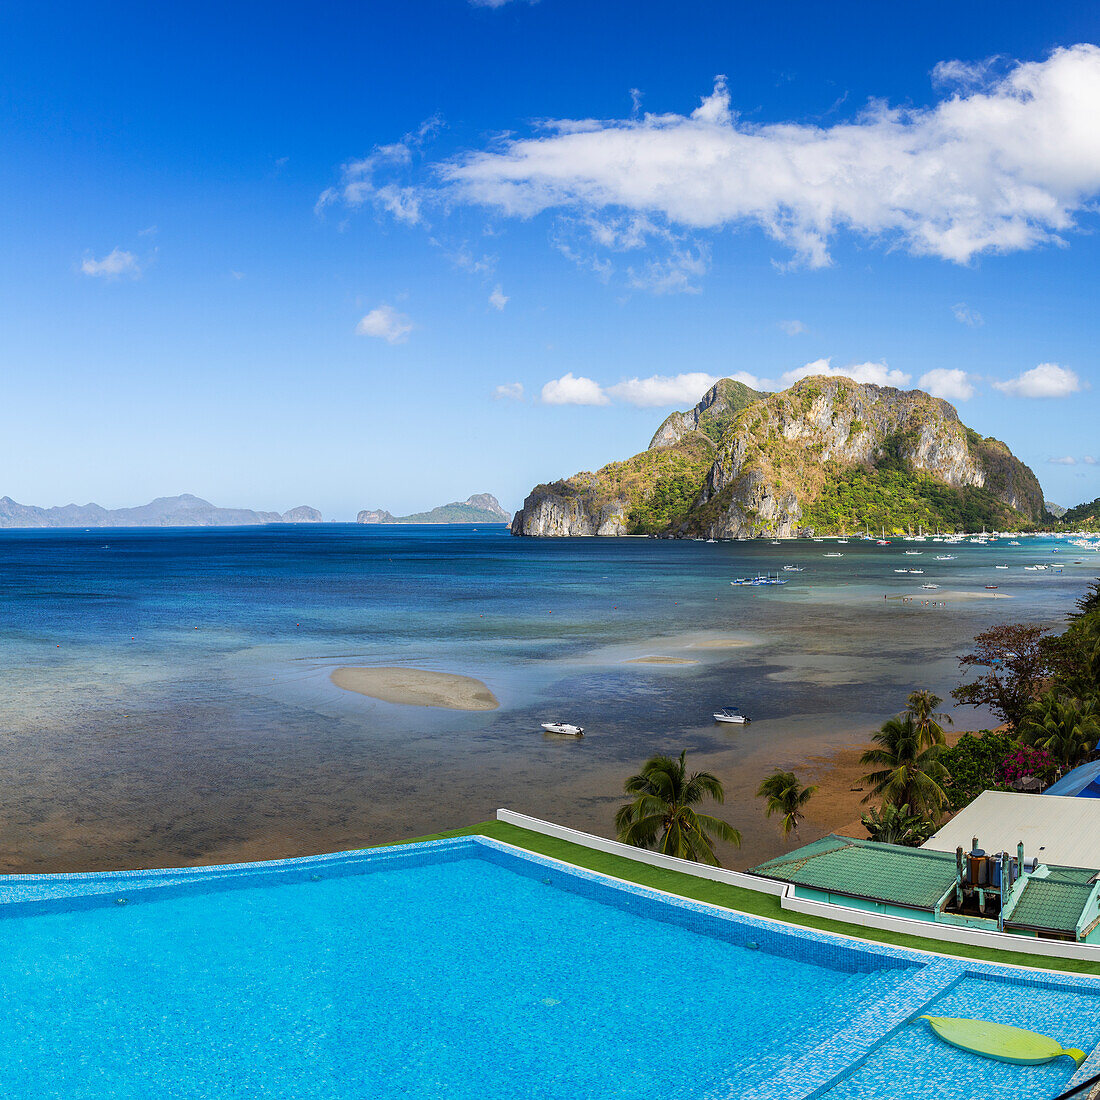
[0, 838, 1096, 1100]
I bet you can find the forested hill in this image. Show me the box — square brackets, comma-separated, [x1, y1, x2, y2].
[510, 376, 1046, 538]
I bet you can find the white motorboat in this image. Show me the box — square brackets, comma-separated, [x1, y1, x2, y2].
[922, 583, 940, 590]
[713, 707, 750, 724]
[541, 722, 584, 737]
[823, 552, 843, 558]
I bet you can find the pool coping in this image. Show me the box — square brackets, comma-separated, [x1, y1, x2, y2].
[3, 832, 1099, 1098]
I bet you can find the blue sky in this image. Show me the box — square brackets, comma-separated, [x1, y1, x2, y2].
[2, 1, 1099, 518]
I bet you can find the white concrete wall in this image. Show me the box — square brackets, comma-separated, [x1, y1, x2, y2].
[494, 809, 785, 895]
[496, 808, 1100, 966]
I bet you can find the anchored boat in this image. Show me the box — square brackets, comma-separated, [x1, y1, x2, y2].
[713, 707, 750, 724]
[541, 722, 584, 737]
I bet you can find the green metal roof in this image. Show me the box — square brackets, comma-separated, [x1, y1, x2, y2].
[1004, 877, 1096, 935]
[750, 835, 958, 911]
[1044, 865, 1100, 884]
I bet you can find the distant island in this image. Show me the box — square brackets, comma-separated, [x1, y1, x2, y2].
[511, 376, 1051, 538]
[357, 493, 508, 525]
[0, 493, 322, 528]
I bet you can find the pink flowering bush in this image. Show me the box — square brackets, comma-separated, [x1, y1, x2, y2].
[996, 745, 1057, 786]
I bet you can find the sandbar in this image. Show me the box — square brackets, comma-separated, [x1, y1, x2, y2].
[331, 667, 499, 711]
[625, 655, 699, 665]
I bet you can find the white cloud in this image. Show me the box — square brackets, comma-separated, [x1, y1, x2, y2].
[1086, 456, 1099, 465]
[494, 382, 524, 400]
[777, 359, 911, 389]
[1049, 456, 1078, 465]
[952, 303, 984, 326]
[607, 372, 722, 407]
[488, 285, 509, 310]
[336, 45, 1100, 274]
[317, 117, 442, 223]
[626, 244, 709, 294]
[778, 319, 807, 335]
[355, 304, 413, 344]
[918, 368, 976, 401]
[81, 248, 141, 279]
[540, 373, 609, 405]
[992, 362, 1082, 397]
[931, 57, 1002, 92]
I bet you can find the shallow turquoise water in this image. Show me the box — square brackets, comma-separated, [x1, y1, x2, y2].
[0, 525, 1094, 868]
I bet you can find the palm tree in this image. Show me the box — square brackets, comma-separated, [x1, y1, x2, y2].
[757, 770, 817, 841]
[859, 712, 949, 816]
[1018, 692, 1100, 769]
[615, 750, 741, 865]
[860, 803, 936, 847]
[905, 689, 952, 749]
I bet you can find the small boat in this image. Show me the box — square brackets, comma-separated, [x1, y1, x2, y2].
[541, 722, 584, 737]
[934, 554, 956, 560]
[920, 1016, 1085, 1067]
[713, 707, 750, 724]
[823, 552, 843, 558]
[995, 565, 1008, 569]
[904, 551, 922, 556]
[894, 569, 909, 574]
[907, 568, 924, 574]
[782, 565, 804, 572]
[1009, 540, 1020, 545]
[985, 584, 998, 590]
[922, 583, 940, 590]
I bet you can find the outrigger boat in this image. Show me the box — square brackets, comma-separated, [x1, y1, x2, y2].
[713, 707, 750, 724]
[541, 722, 584, 737]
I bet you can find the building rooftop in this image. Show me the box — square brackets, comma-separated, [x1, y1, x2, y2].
[1004, 875, 1098, 935]
[1044, 759, 1100, 798]
[922, 791, 1100, 871]
[750, 836, 958, 910]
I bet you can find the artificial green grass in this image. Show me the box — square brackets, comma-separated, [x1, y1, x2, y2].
[396, 820, 1100, 977]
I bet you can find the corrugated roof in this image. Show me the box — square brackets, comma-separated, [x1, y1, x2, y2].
[750, 835, 957, 910]
[1004, 877, 1095, 934]
[922, 791, 1100, 872]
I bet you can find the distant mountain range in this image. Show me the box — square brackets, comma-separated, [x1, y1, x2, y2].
[511, 376, 1049, 537]
[0, 494, 322, 528]
[357, 493, 509, 525]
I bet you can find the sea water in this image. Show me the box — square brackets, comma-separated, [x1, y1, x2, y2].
[0, 525, 1092, 868]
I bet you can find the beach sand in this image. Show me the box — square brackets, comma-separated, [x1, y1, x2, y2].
[625, 656, 699, 665]
[331, 667, 500, 711]
[795, 726, 970, 839]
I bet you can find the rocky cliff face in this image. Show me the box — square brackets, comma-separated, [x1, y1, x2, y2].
[649, 378, 764, 450]
[511, 376, 1046, 538]
[510, 478, 630, 536]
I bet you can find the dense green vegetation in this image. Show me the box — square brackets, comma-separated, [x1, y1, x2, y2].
[1060, 495, 1100, 528]
[800, 456, 1036, 534]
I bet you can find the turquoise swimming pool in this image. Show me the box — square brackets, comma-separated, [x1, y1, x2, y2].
[0, 837, 1096, 1099]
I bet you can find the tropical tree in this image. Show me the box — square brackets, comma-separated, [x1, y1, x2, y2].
[860, 713, 950, 816]
[615, 750, 741, 865]
[951, 623, 1051, 730]
[1017, 692, 1100, 769]
[905, 689, 952, 749]
[860, 803, 936, 847]
[756, 770, 817, 841]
